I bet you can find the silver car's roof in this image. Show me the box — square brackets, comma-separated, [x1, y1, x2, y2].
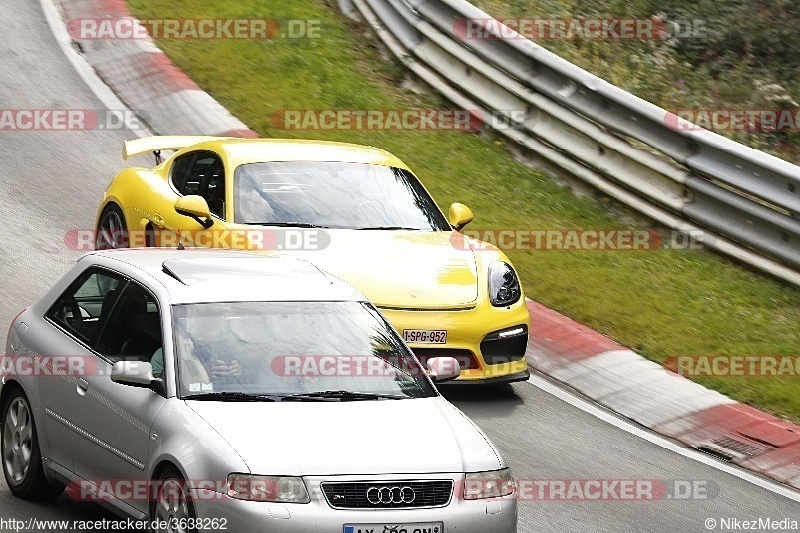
[80, 248, 365, 304]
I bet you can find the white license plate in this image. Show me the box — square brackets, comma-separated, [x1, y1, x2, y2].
[344, 523, 442, 533]
[403, 329, 447, 344]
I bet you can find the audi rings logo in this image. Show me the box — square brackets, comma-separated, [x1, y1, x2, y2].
[366, 486, 416, 505]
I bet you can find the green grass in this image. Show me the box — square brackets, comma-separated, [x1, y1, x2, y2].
[472, 0, 800, 164]
[128, 0, 800, 421]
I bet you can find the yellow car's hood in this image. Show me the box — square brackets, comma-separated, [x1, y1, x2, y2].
[291, 230, 479, 309]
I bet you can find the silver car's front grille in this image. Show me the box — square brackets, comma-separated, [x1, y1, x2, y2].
[321, 480, 453, 509]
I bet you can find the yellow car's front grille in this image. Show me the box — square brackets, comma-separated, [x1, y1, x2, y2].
[411, 348, 481, 370]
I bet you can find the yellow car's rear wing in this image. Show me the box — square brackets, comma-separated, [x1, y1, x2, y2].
[123, 136, 226, 161]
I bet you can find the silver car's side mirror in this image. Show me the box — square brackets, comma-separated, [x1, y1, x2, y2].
[111, 360, 162, 394]
[426, 357, 461, 383]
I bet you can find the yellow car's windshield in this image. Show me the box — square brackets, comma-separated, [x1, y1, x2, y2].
[233, 161, 450, 230]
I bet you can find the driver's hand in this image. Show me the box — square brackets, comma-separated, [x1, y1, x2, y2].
[208, 359, 243, 379]
[227, 359, 242, 377]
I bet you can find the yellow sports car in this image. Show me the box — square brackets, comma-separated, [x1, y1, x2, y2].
[96, 136, 530, 383]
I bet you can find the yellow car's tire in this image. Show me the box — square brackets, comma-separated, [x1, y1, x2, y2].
[96, 203, 129, 250]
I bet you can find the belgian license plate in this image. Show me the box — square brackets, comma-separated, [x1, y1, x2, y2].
[344, 523, 442, 533]
[403, 329, 447, 344]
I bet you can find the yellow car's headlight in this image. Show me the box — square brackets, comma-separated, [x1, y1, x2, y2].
[488, 262, 521, 307]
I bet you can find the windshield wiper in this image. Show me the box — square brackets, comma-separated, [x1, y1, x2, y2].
[185, 392, 282, 402]
[242, 222, 332, 228]
[354, 226, 421, 231]
[281, 390, 406, 401]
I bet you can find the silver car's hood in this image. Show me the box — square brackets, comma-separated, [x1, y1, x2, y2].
[187, 396, 501, 475]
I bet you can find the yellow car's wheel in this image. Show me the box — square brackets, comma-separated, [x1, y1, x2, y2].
[95, 204, 128, 250]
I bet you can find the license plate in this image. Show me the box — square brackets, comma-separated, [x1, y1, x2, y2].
[344, 523, 442, 533]
[403, 330, 447, 344]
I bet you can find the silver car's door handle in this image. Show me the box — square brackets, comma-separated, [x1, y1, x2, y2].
[77, 378, 89, 394]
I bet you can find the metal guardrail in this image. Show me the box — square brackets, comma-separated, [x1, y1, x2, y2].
[347, 0, 800, 285]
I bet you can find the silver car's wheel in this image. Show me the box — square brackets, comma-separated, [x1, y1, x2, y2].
[1, 389, 63, 499]
[2, 396, 32, 486]
[95, 204, 128, 250]
[153, 468, 197, 533]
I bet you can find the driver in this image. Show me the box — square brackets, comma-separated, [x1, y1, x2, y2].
[150, 330, 242, 389]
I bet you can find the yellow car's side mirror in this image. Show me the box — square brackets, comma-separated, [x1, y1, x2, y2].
[449, 203, 473, 231]
[175, 195, 214, 228]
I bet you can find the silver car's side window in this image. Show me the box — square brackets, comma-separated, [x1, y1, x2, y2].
[95, 282, 163, 364]
[45, 269, 123, 346]
[46, 268, 163, 366]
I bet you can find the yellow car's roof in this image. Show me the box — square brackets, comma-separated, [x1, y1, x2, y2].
[188, 138, 410, 170]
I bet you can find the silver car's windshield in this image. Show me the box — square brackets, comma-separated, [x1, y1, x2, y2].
[171, 301, 437, 399]
[233, 161, 450, 230]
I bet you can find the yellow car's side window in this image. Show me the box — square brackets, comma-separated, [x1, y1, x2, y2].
[171, 151, 226, 219]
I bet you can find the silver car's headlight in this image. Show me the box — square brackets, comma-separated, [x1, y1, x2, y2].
[488, 262, 521, 307]
[464, 468, 515, 500]
[227, 474, 310, 503]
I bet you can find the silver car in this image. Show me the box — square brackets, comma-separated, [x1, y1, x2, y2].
[2, 249, 517, 532]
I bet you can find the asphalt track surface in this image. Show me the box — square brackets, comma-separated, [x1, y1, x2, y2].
[0, 0, 798, 530]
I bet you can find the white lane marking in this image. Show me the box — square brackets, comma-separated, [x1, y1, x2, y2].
[526, 373, 800, 503]
[39, 0, 153, 139]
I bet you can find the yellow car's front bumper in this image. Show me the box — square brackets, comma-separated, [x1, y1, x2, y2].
[378, 299, 530, 383]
